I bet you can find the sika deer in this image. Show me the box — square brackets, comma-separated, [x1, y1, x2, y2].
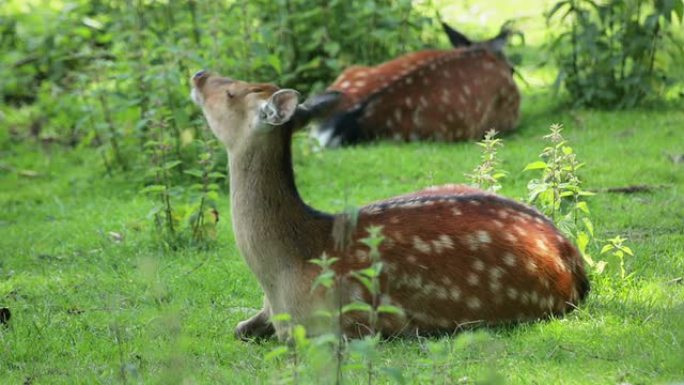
[309, 22, 521, 147]
[190, 71, 588, 340]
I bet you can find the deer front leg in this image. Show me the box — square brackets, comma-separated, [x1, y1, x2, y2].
[235, 297, 275, 341]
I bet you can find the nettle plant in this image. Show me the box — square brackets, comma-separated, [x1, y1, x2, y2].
[267, 225, 406, 385]
[546, 0, 684, 108]
[141, 123, 224, 250]
[466, 129, 506, 193]
[523, 123, 636, 276]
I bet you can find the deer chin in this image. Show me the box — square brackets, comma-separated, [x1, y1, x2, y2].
[190, 88, 204, 106]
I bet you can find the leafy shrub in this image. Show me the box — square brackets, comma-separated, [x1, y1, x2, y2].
[547, 0, 684, 108]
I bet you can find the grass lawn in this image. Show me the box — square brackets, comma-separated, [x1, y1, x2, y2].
[2, 1, 684, 384]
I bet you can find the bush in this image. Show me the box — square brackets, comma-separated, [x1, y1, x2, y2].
[547, 0, 684, 108]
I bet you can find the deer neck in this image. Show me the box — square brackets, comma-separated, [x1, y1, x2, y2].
[227, 125, 333, 289]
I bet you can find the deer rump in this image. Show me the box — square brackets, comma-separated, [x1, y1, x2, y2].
[308, 23, 521, 148]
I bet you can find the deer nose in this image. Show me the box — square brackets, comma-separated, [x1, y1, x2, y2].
[192, 70, 209, 87]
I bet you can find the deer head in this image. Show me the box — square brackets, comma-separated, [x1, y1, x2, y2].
[190, 70, 300, 152]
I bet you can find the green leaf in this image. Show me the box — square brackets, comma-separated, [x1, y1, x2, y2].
[381, 367, 406, 385]
[267, 54, 282, 75]
[184, 169, 203, 178]
[140, 185, 166, 194]
[271, 313, 292, 323]
[582, 217, 594, 237]
[524, 161, 548, 171]
[342, 302, 372, 314]
[621, 245, 634, 256]
[576, 231, 590, 255]
[292, 325, 309, 347]
[264, 346, 289, 361]
[378, 305, 404, 316]
[600, 244, 614, 254]
[575, 201, 590, 214]
[163, 160, 182, 170]
[595, 260, 608, 274]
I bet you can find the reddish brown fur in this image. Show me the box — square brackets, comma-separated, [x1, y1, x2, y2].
[328, 48, 519, 142]
[320, 189, 587, 336]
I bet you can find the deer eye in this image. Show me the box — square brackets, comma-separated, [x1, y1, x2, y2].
[226, 91, 235, 98]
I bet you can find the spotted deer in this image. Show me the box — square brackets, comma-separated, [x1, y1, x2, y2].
[308, 22, 521, 147]
[190, 71, 588, 340]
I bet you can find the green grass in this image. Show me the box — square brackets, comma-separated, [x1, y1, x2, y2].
[2, 0, 684, 383]
[2, 93, 683, 384]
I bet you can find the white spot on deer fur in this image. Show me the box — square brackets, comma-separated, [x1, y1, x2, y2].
[489, 280, 502, 292]
[467, 297, 481, 309]
[355, 249, 369, 262]
[438, 318, 452, 328]
[503, 253, 517, 267]
[422, 77, 429, 86]
[394, 109, 402, 122]
[422, 283, 436, 296]
[354, 80, 366, 88]
[405, 77, 413, 85]
[530, 291, 539, 305]
[413, 236, 431, 254]
[458, 94, 466, 104]
[340, 80, 351, 89]
[442, 70, 451, 78]
[419, 96, 428, 108]
[477, 230, 491, 244]
[435, 286, 449, 300]
[520, 292, 530, 305]
[385, 119, 393, 128]
[447, 113, 454, 122]
[405, 97, 413, 108]
[463, 85, 471, 96]
[526, 259, 538, 272]
[534, 217, 545, 225]
[409, 274, 423, 289]
[489, 267, 504, 280]
[451, 207, 462, 216]
[430, 63, 437, 70]
[441, 90, 450, 104]
[432, 235, 454, 254]
[504, 232, 518, 243]
[439, 123, 448, 132]
[390, 216, 399, 224]
[514, 225, 528, 237]
[464, 234, 478, 251]
[450, 286, 462, 301]
[470, 200, 482, 207]
[472, 259, 485, 271]
[546, 295, 555, 309]
[441, 276, 452, 286]
[506, 287, 518, 300]
[467, 272, 479, 286]
[407, 255, 417, 264]
[493, 220, 504, 229]
[536, 239, 549, 253]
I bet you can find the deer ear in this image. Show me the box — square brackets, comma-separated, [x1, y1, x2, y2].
[259, 89, 300, 126]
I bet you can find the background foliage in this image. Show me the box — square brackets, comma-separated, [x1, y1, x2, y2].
[546, 0, 684, 108]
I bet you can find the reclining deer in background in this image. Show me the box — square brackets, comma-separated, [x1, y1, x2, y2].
[309, 22, 521, 147]
[190, 71, 588, 340]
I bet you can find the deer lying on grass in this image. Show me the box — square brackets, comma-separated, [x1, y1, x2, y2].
[309, 22, 521, 147]
[190, 71, 588, 340]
